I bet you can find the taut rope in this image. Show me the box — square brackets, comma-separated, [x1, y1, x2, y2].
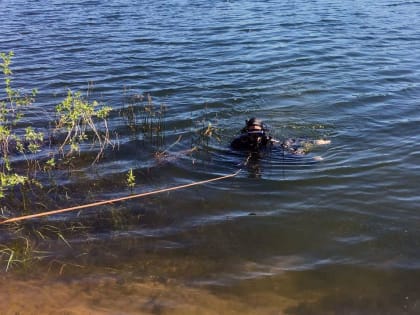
[0, 169, 242, 225]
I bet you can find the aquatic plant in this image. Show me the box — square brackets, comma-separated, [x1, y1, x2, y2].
[142, 94, 167, 147]
[0, 237, 31, 272]
[0, 51, 118, 271]
[0, 51, 41, 198]
[0, 51, 220, 273]
[191, 110, 222, 153]
[120, 93, 167, 147]
[55, 90, 114, 163]
[0, 221, 83, 272]
[1, 51, 116, 200]
[126, 168, 136, 191]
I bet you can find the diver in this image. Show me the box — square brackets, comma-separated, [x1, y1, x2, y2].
[230, 118, 276, 151]
[230, 117, 330, 157]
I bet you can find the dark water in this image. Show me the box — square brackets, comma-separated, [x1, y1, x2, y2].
[1, 0, 420, 314]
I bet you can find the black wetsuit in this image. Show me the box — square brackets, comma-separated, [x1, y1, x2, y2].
[230, 118, 314, 155]
[230, 133, 274, 151]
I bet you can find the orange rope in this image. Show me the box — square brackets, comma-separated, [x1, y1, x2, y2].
[0, 169, 241, 225]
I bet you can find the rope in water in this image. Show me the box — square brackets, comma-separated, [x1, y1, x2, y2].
[0, 169, 242, 225]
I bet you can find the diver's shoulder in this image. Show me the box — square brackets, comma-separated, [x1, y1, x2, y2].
[230, 134, 249, 150]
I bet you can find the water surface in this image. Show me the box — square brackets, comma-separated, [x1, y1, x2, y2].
[1, 0, 420, 314]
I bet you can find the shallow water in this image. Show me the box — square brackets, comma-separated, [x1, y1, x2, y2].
[1, 0, 420, 314]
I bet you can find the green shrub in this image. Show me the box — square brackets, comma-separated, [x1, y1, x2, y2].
[0, 51, 39, 197]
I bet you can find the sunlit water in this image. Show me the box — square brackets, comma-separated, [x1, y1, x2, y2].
[1, 0, 420, 314]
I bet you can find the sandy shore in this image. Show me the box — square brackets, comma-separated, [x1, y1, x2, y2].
[0, 274, 294, 315]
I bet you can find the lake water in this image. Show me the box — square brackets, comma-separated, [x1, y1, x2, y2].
[1, 0, 420, 314]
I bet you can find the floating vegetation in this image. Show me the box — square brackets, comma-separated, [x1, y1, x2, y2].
[190, 108, 222, 162]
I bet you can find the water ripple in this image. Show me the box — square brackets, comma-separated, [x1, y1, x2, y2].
[1, 1, 420, 308]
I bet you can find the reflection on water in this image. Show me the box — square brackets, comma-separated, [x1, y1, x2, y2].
[1, 0, 420, 313]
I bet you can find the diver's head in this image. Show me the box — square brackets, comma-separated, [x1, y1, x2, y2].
[242, 118, 269, 148]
